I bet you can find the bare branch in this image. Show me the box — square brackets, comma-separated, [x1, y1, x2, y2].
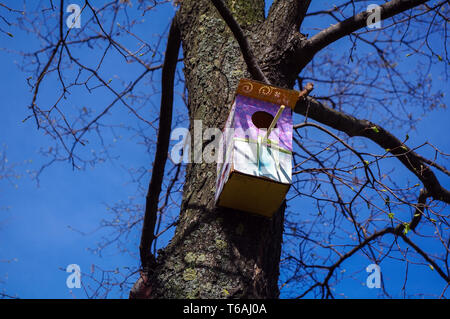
[294, 96, 450, 204]
[266, 0, 312, 32]
[210, 0, 270, 84]
[139, 14, 181, 272]
[400, 233, 450, 283]
[302, 0, 430, 67]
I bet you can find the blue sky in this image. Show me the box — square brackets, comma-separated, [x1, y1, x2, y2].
[0, 0, 449, 299]
[0, 0, 178, 299]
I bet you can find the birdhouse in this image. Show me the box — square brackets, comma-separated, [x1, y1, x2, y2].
[215, 78, 301, 217]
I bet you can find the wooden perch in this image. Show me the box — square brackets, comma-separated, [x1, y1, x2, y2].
[263, 104, 285, 143]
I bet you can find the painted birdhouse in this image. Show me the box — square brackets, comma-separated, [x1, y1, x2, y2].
[215, 78, 301, 217]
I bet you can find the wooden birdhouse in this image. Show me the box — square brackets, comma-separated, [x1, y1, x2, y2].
[215, 78, 301, 217]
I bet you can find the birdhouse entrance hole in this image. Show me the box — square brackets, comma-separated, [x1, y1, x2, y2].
[251, 111, 276, 130]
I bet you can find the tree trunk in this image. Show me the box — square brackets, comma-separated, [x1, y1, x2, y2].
[138, 0, 306, 299]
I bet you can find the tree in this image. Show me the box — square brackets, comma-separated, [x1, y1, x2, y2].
[2, 0, 449, 298]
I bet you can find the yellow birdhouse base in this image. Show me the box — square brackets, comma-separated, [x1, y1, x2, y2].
[216, 168, 290, 218]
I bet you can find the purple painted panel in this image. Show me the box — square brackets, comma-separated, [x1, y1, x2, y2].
[233, 95, 293, 151]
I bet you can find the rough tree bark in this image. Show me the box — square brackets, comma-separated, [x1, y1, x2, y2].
[130, 0, 311, 299]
